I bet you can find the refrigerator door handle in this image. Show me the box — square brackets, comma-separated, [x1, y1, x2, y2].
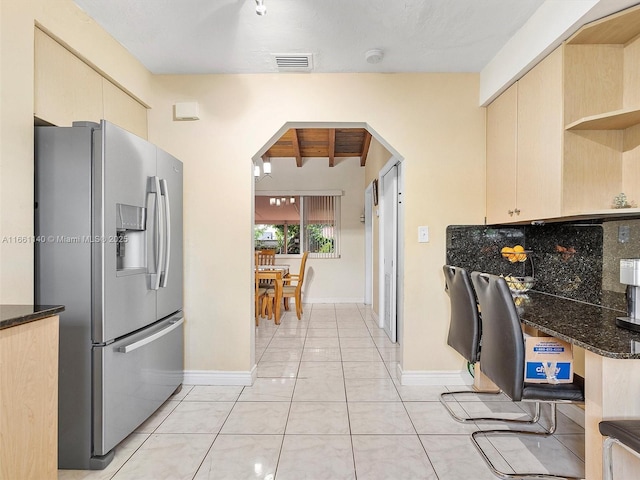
[117, 317, 184, 353]
[160, 178, 171, 288]
[152, 176, 164, 290]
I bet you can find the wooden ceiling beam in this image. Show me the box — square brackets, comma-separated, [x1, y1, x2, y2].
[291, 129, 303, 167]
[360, 131, 372, 166]
[263, 128, 371, 167]
[328, 128, 335, 167]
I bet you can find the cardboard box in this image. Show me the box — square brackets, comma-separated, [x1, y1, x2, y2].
[524, 336, 573, 384]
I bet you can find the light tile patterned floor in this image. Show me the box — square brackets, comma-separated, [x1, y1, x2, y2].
[58, 303, 585, 480]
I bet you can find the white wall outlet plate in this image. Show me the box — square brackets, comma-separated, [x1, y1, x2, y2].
[418, 226, 429, 243]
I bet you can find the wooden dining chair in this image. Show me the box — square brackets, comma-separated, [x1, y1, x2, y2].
[254, 252, 268, 326]
[266, 251, 309, 320]
[257, 249, 277, 290]
[257, 249, 276, 265]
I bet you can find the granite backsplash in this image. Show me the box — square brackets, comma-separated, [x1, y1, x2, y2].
[446, 219, 640, 306]
[446, 226, 529, 278]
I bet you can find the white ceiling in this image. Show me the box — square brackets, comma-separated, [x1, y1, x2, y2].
[74, 0, 548, 74]
[73, 0, 640, 104]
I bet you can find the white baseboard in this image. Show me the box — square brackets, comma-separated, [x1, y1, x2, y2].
[303, 297, 365, 304]
[558, 404, 585, 428]
[398, 365, 474, 386]
[184, 365, 257, 386]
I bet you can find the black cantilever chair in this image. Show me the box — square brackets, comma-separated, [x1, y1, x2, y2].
[441, 265, 540, 425]
[599, 420, 640, 480]
[470, 272, 585, 480]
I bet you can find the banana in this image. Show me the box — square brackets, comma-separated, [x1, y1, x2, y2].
[504, 275, 530, 292]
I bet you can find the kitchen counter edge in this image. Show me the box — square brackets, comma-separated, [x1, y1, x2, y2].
[0, 304, 65, 330]
[520, 291, 640, 359]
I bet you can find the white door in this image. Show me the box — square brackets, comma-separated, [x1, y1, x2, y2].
[381, 165, 398, 342]
[364, 184, 373, 305]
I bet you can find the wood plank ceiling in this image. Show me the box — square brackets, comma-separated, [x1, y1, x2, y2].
[263, 128, 372, 167]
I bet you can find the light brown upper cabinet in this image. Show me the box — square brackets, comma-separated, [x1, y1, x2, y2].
[486, 48, 563, 224]
[34, 28, 148, 139]
[34, 28, 103, 126]
[102, 79, 148, 139]
[517, 47, 563, 222]
[486, 84, 517, 224]
[486, 4, 640, 223]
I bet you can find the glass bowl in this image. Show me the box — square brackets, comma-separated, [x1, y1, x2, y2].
[504, 276, 535, 294]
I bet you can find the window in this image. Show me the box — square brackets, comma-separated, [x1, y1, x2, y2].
[255, 192, 341, 258]
[255, 195, 300, 254]
[303, 195, 339, 257]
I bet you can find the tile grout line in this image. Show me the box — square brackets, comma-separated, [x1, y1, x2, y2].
[339, 304, 358, 479]
[188, 385, 242, 479]
[110, 387, 187, 478]
[378, 310, 443, 479]
[271, 302, 314, 479]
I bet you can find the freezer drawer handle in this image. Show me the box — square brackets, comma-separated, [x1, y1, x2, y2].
[117, 317, 184, 353]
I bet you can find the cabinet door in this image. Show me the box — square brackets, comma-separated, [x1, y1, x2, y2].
[34, 29, 103, 126]
[486, 83, 518, 224]
[103, 79, 148, 139]
[516, 46, 563, 221]
[0, 316, 59, 479]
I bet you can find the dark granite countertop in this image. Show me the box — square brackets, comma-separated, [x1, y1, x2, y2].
[0, 304, 65, 330]
[518, 291, 640, 359]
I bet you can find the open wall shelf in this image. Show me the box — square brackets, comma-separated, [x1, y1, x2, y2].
[561, 3, 640, 215]
[566, 107, 640, 131]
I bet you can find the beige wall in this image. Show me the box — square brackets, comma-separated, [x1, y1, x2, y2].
[365, 138, 392, 186]
[364, 138, 393, 315]
[1, 0, 486, 375]
[0, 0, 152, 303]
[255, 159, 365, 303]
[148, 73, 486, 372]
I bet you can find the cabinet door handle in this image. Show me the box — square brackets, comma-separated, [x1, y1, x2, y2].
[508, 210, 514, 216]
[514, 208, 521, 215]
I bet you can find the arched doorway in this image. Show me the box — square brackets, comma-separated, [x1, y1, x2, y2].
[251, 121, 404, 360]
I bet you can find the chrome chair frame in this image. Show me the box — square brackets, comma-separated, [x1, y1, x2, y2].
[471, 401, 583, 480]
[601, 436, 640, 480]
[600, 422, 640, 480]
[440, 390, 542, 424]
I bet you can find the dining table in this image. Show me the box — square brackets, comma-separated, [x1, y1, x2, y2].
[256, 264, 289, 325]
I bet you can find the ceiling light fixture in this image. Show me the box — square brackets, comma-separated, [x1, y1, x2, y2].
[365, 49, 384, 64]
[255, 0, 266, 16]
[254, 158, 272, 182]
[269, 196, 295, 207]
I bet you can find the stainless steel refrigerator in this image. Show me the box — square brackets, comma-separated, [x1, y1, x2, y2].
[35, 120, 184, 470]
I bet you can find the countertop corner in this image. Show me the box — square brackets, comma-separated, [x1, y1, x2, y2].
[0, 304, 65, 330]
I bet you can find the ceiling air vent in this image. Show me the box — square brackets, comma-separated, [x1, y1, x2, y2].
[273, 53, 313, 72]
